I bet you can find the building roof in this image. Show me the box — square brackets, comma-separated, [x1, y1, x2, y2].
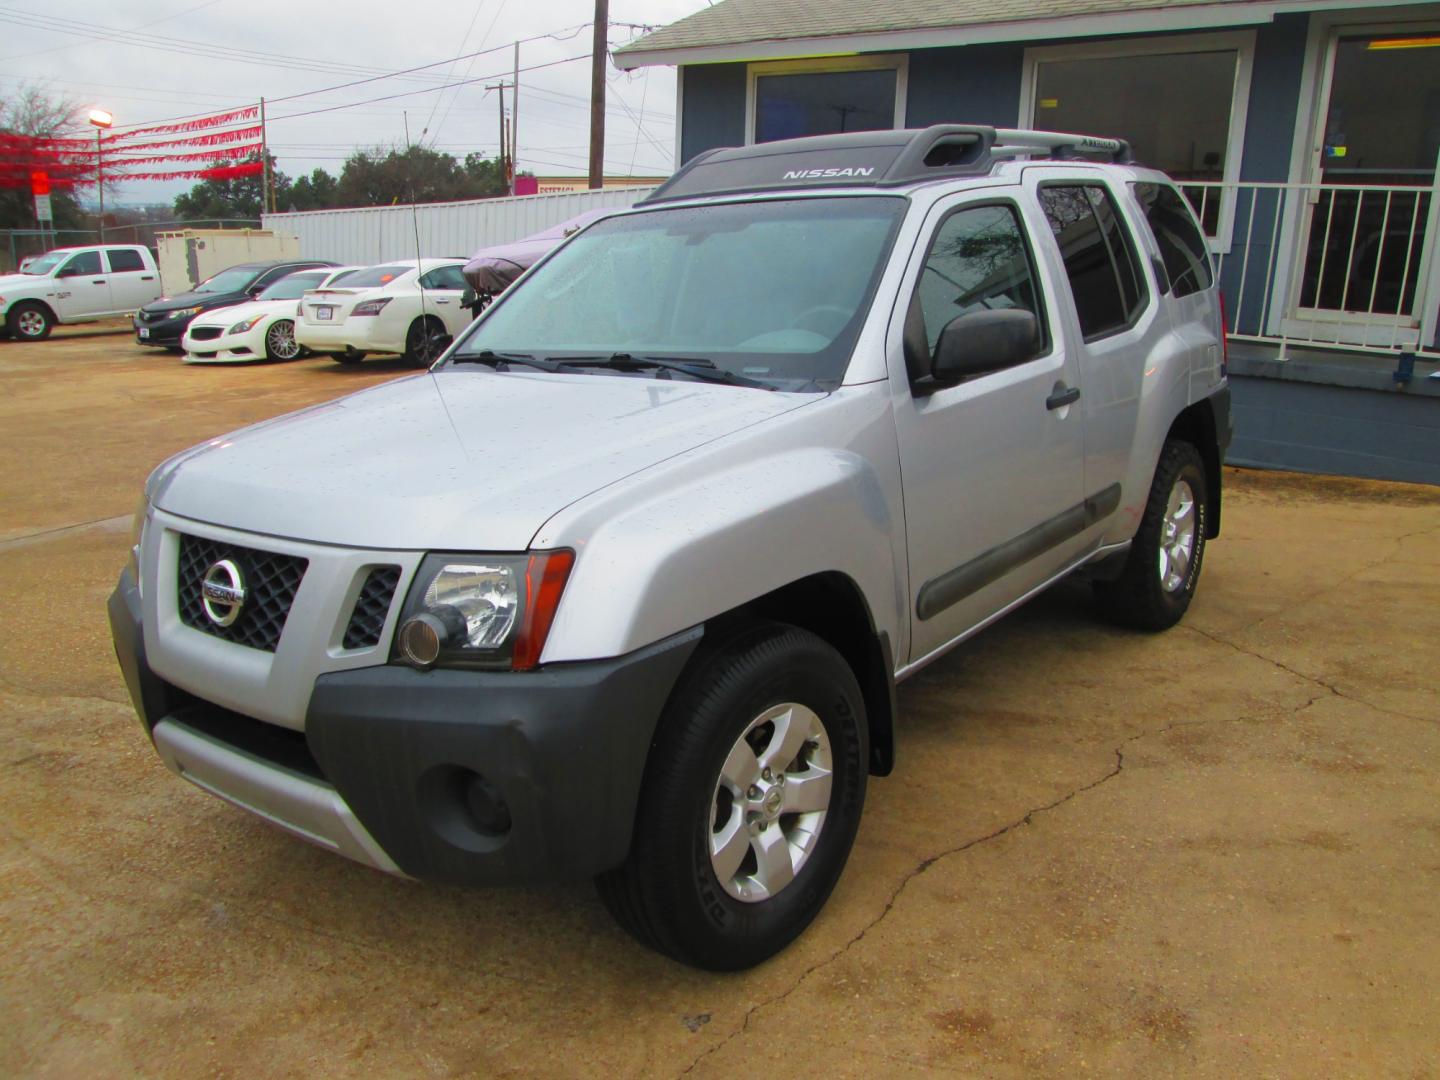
[613, 0, 1391, 67]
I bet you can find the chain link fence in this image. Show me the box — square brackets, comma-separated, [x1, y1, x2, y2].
[1, 219, 261, 272]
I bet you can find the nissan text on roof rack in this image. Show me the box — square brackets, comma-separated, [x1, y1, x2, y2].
[110, 125, 1232, 970]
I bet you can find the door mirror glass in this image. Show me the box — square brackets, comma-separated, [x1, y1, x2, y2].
[931, 309, 1041, 384]
[461, 286, 478, 308]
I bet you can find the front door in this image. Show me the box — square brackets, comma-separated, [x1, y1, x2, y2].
[890, 192, 1087, 665]
[1289, 29, 1440, 348]
[51, 250, 112, 320]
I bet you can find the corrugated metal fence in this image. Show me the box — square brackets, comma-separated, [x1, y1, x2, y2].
[261, 187, 657, 267]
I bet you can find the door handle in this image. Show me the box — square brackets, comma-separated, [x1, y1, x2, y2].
[92, 278, 107, 284]
[1047, 386, 1080, 411]
[140, 275, 155, 280]
[434, 298, 452, 304]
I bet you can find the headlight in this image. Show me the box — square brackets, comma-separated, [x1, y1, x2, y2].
[170, 306, 203, 318]
[228, 316, 263, 334]
[126, 494, 148, 595]
[394, 550, 574, 671]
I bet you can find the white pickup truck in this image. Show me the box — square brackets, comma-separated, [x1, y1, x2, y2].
[0, 245, 164, 341]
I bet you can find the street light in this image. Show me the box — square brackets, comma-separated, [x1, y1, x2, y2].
[88, 109, 113, 240]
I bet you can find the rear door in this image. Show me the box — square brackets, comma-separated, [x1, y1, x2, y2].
[890, 190, 1088, 664]
[417, 264, 470, 336]
[104, 248, 158, 311]
[1022, 171, 1163, 522]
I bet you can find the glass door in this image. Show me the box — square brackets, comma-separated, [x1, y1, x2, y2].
[1292, 31, 1440, 344]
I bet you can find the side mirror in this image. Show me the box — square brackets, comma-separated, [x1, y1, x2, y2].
[930, 309, 1041, 385]
[248, 285, 265, 298]
[55, 264, 78, 278]
[460, 286, 478, 308]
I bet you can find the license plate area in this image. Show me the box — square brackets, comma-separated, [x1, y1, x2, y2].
[138, 327, 150, 339]
[316, 307, 334, 321]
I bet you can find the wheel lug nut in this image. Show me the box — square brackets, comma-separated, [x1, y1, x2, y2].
[761, 767, 773, 782]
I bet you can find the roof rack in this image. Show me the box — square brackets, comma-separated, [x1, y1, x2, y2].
[641, 124, 1135, 205]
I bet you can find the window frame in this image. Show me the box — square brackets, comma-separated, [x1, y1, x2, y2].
[1036, 180, 1152, 343]
[1129, 180, 1216, 300]
[1019, 31, 1255, 254]
[744, 54, 908, 146]
[909, 197, 1055, 390]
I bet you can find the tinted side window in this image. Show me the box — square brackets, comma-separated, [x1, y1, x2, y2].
[106, 249, 146, 273]
[420, 265, 467, 291]
[63, 251, 102, 276]
[1131, 182, 1214, 298]
[1038, 185, 1147, 339]
[915, 203, 1047, 354]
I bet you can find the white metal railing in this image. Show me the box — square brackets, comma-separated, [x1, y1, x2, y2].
[1184, 180, 1440, 361]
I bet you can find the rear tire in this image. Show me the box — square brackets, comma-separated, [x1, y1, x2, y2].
[7, 301, 53, 341]
[1094, 439, 1208, 631]
[403, 317, 451, 367]
[596, 622, 867, 970]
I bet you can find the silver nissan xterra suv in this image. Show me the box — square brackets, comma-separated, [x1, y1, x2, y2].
[110, 125, 1231, 970]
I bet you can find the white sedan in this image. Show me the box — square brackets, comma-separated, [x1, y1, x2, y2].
[181, 266, 360, 364]
[294, 259, 472, 365]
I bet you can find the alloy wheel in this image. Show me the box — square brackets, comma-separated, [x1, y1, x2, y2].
[1158, 478, 1197, 593]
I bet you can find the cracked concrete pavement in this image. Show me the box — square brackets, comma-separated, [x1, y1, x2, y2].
[2, 327, 1438, 1077]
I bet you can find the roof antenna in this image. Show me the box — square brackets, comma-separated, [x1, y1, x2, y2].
[403, 110, 434, 366]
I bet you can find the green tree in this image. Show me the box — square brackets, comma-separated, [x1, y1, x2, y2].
[333, 144, 509, 207]
[285, 167, 338, 211]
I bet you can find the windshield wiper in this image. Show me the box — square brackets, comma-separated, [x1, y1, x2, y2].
[451, 349, 589, 375]
[566, 353, 776, 391]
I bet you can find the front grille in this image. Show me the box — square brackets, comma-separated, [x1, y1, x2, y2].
[139, 309, 164, 323]
[343, 566, 401, 649]
[189, 326, 223, 341]
[177, 534, 308, 652]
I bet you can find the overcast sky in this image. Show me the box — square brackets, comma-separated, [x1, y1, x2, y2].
[0, 0, 708, 206]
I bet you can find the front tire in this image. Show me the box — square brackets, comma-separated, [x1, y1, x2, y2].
[1094, 439, 1208, 631]
[263, 319, 302, 361]
[7, 301, 53, 341]
[596, 623, 867, 970]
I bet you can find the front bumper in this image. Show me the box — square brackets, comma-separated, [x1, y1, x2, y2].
[183, 324, 264, 363]
[109, 569, 702, 884]
[134, 312, 193, 346]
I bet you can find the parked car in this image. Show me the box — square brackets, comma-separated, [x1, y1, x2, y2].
[182, 266, 361, 364]
[134, 259, 337, 350]
[294, 259, 471, 365]
[110, 125, 1231, 971]
[1, 245, 163, 341]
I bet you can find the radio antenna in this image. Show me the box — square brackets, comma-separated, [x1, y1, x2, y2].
[403, 111, 433, 365]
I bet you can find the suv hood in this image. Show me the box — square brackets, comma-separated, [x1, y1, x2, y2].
[151, 370, 816, 550]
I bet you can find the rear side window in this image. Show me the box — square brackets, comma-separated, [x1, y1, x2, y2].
[1038, 184, 1147, 340]
[106, 249, 145, 273]
[419, 265, 468, 291]
[915, 203, 1047, 354]
[1131, 182, 1214, 298]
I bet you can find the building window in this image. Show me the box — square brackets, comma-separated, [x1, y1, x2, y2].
[1023, 33, 1254, 246]
[747, 57, 905, 145]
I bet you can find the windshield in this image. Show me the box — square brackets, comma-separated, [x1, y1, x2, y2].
[22, 252, 69, 275]
[450, 196, 907, 391]
[258, 270, 330, 300]
[195, 267, 261, 294]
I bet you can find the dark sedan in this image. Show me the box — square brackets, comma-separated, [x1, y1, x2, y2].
[134, 259, 337, 348]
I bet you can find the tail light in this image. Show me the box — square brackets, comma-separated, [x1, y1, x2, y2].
[352, 298, 392, 317]
[1217, 291, 1230, 378]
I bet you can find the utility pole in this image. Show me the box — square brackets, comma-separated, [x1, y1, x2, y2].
[486, 82, 512, 191]
[259, 97, 272, 214]
[588, 0, 608, 189]
[512, 41, 520, 195]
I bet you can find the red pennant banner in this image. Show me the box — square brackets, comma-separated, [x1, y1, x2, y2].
[113, 160, 265, 182]
[101, 126, 263, 153]
[104, 105, 259, 142]
[107, 144, 264, 166]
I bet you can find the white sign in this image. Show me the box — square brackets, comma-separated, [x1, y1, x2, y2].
[34, 194, 53, 222]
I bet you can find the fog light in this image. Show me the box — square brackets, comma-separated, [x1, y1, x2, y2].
[397, 613, 445, 667]
[464, 772, 512, 836]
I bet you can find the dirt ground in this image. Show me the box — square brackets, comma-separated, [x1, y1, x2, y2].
[2, 325, 1438, 1078]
